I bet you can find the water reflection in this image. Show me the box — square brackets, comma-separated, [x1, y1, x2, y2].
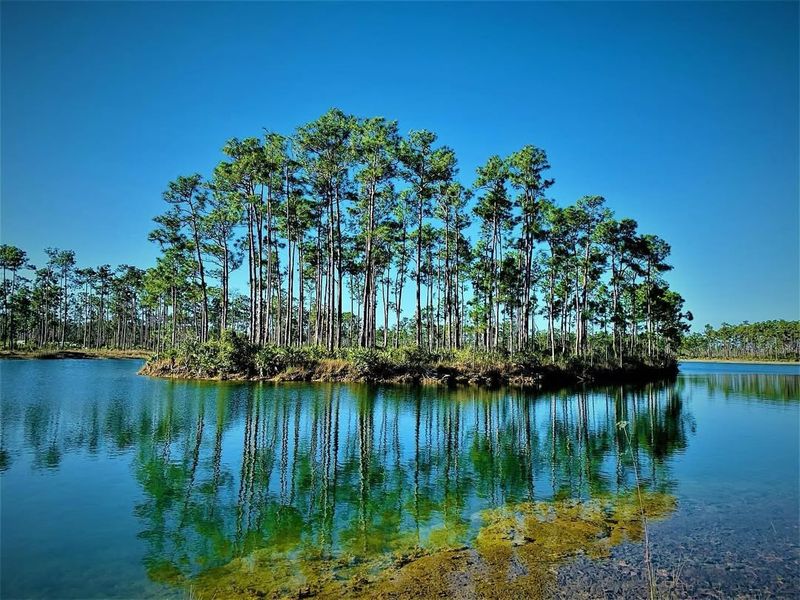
[134, 382, 686, 596]
[6, 375, 693, 591]
[3, 362, 797, 598]
[678, 371, 799, 404]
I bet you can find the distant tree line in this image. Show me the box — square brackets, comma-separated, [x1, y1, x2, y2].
[0, 245, 180, 351]
[680, 320, 800, 361]
[1, 109, 692, 363]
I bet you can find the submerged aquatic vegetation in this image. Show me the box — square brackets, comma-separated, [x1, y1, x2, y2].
[188, 491, 676, 600]
[617, 419, 657, 600]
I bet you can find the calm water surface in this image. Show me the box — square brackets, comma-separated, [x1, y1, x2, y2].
[1, 360, 798, 598]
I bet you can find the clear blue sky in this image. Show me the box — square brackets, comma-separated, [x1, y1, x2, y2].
[2, 1, 798, 329]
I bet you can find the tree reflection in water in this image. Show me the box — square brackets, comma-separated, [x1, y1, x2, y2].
[14, 378, 692, 592]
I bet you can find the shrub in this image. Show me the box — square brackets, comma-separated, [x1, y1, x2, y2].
[178, 338, 202, 370]
[556, 354, 587, 374]
[177, 331, 254, 377]
[510, 347, 541, 372]
[349, 347, 392, 379]
[214, 330, 254, 375]
[380, 345, 444, 372]
[159, 346, 178, 361]
[450, 348, 479, 366]
[400, 345, 438, 367]
[253, 344, 329, 377]
[281, 345, 325, 367]
[450, 348, 506, 368]
[254, 345, 286, 377]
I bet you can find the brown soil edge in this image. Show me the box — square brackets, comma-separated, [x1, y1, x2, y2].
[138, 358, 678, 390]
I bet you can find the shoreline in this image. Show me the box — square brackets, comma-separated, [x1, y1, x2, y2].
[0, 348, 150, 360]
[679, 358, 800, 366]
[139, 357, 678, 390]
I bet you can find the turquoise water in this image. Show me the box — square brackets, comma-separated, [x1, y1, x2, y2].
[0, 359, 797, 598]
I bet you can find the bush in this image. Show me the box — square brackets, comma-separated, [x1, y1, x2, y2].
[178, 331, 254, 377]
[177, 338, 202, 369]
[400, 345, 439, 367]
[282, 345, 325, 367]
[159, 346, 179, 361]
[558, 354, 587, 374]
[450, 348, 479, 365]
[254, 345, 286, 377]
[380, 345, 445, 372]
[510, 347, 541, 371]
[450, 348, 506, 368]
[348, 347, 392, 379]
[215, 330, 254, 375]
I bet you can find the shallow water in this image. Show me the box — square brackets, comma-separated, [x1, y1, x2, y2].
[0, 359, 797, 598]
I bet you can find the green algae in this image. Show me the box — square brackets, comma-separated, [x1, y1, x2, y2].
[188, 491, 676, 600]
[146, 559, 187, 587]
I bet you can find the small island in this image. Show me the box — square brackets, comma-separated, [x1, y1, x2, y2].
[139, 336, 679, 387]
[2, 111, 698, 385]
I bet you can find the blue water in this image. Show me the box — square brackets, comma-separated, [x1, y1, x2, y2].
[0, 359, 797, 598]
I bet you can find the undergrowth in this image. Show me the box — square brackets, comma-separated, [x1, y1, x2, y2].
[147, 338, 676, 383]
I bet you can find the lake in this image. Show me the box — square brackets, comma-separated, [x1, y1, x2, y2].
[1, 359, 798, 598]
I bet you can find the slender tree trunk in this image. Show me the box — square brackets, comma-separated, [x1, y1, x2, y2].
[335, 186, 343, 349]
[60, 268, 68, 348]
[416, 200, 423, 347]
[383, 271, 390, 348]
[298, 244, 304, 346]
[360, 183, 376, 347]
[247, 204, 257, 343]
